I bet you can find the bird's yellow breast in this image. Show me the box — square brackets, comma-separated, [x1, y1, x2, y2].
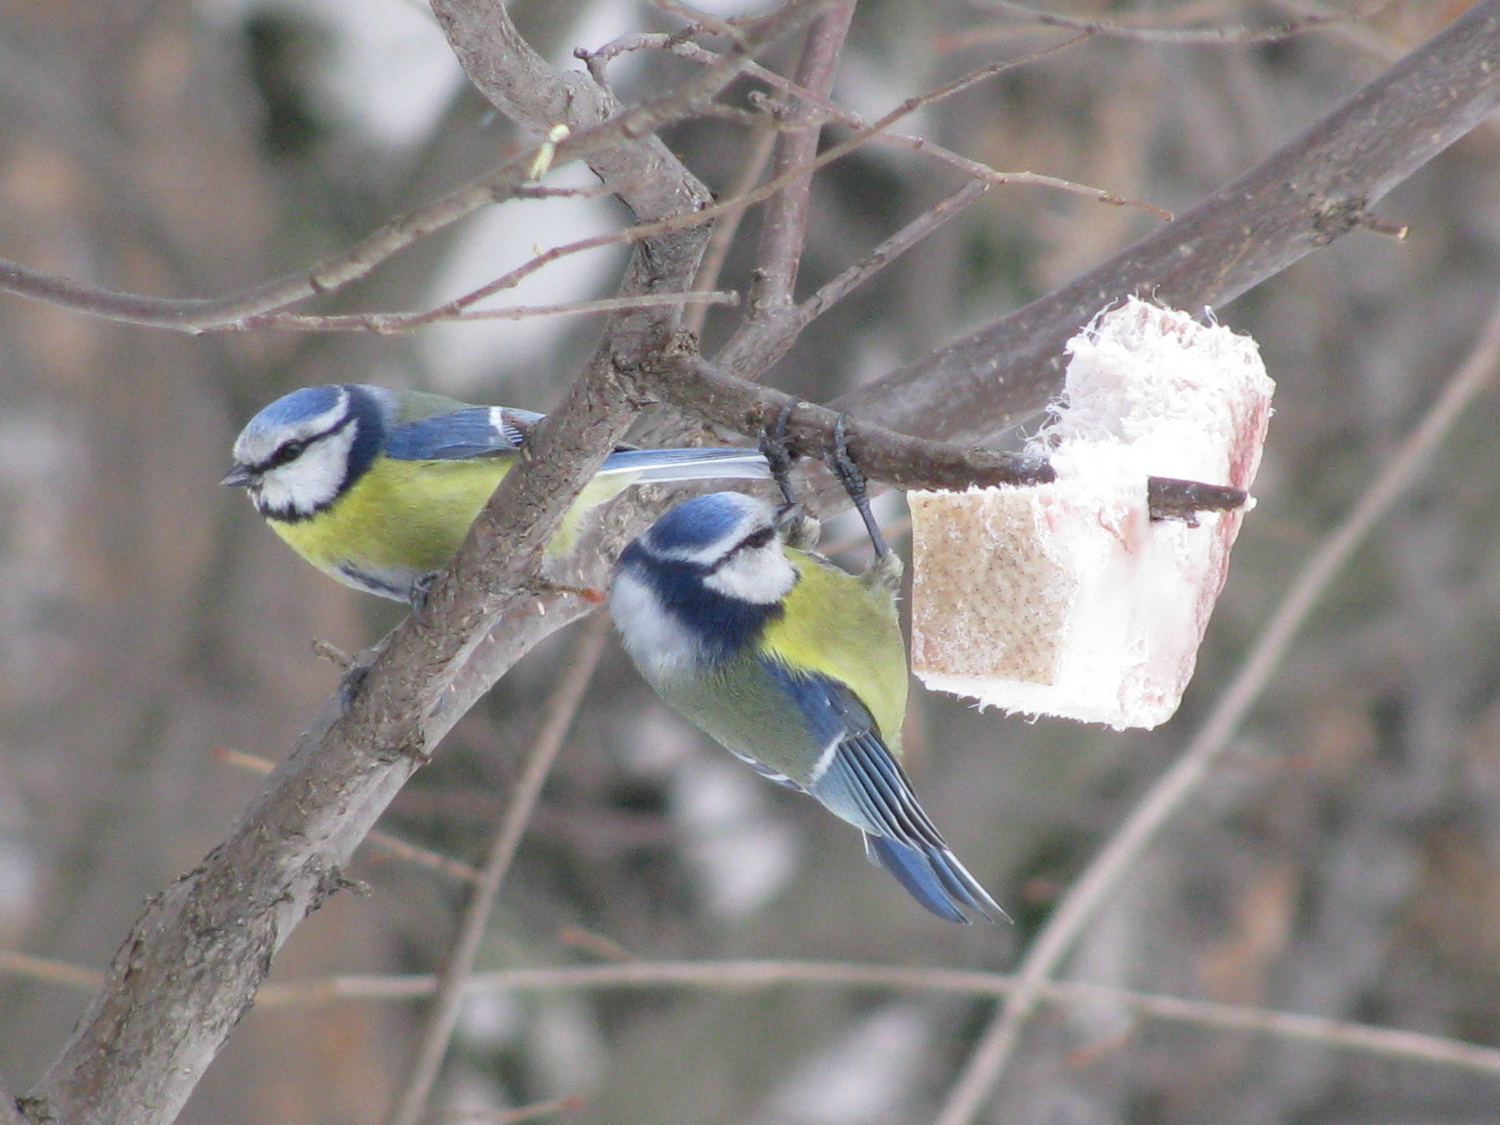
[267, 454, 636, 595]
[760, 550, 909, 753]
[271, 456, 507, 586]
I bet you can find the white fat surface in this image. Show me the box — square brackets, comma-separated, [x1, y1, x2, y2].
[256, 423, 358, 517]
[911, 299, 1275, 729]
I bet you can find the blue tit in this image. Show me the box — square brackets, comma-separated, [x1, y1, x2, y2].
[223, 383, 769, 605]
[609, 490, 1001, 923]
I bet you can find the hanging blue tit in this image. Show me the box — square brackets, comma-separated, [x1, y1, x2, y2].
[609, 489, 1002, 923]
[223, 383, 768, 605]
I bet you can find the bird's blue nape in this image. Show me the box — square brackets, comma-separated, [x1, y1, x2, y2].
[644, 492, 764, 554]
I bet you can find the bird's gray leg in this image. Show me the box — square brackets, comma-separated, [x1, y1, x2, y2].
[827, 413, 901, 588]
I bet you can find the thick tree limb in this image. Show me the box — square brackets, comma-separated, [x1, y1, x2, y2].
[17, 4, 1500, 1123]
[19, 4, 829, 1123]
[839, 0, 1500, 440]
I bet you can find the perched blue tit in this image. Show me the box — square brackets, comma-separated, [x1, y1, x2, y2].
[609, 490, 1001, 923]
[224, 383, 769, 604]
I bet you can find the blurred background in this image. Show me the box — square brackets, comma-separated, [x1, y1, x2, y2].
[0, 1, 1498, 1123]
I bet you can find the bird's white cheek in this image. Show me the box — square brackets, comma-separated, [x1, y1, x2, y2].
[610, 570, 708, 684]
[704, 546, 795, 605]
[258, 428, 357, 516]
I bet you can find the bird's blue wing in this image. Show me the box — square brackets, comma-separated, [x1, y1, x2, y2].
[386, 408, 767, 482]
[826, 732, 1003, 923]
[385, 407, 539, 461]
[757, 660, 1003, 923]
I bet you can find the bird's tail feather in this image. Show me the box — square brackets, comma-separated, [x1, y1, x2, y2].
[598, 448, 770, 483]
[864, 834, 1008, 924]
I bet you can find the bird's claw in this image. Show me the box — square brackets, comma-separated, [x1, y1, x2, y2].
[758, 399, 802, 508]
[825, 413, 889, 561]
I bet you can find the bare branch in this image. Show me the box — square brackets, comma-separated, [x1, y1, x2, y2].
[238, 291, 738, 335]
[842, 0, 1500, 440]
[386, 617, 608, 1125]
[962, 0, 1399, 46]
[12, 948, 1500, 1086]
[932, 285, 1500, 1125]
[19, 4, 831, 1122]
[215, 748, 481, 883]
[713, 180, 992, 381]
[0, 23, 1143, 341]
[750, 2, 856, 310]
[242, 959, 1500, 1081]
[661, 354, 1056, 494]
[0, 0, 830, 334]
[644, 351, 1237, 521]
[661, 32, 1166, 222]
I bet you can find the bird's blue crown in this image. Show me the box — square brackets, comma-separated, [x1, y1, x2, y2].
[619, 492, 784, 664]
[641, 492, 764, 556]
[252, 384, 346, 430]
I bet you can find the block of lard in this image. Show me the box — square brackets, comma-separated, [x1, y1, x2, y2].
[909, 298, 1274, 730]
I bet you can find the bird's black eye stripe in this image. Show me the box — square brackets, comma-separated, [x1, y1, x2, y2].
[255, 417, 350, 473]
[703, 523, 777, 573]
[740, 525, 775, 551]
[273, 438, 308, 465]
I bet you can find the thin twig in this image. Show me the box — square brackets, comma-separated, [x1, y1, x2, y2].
[711, 179, 992, 383]
[751, 1, 856, 310]
[244, 958, 1500, 1079]
[238, 291, 738, 334]
[684, 122, 779, 336]
[931, 289, 1500, 1125]
[1266, 0, 1407, 61]
[0, 24, 1150, 339]
[662, 34, 1168, 220]
[384, 616, 610, 1125]
[10, 949, 1500, 1083]
[0, 0, 826, 333]
[387, 46, 1139, 334]
[954, 0, 1398, 47]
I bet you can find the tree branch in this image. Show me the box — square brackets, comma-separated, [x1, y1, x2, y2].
[19, 5, 829, 1123]
[931, 272, 1500, 1125]
[384, 617, 608, 1125]
[245, 959, 1500, 1081]
[17, 4, 1500, 1121]
[749, 1, 856, 310]
[841, 0, 1500, 440]
[0, 0, 832, 334]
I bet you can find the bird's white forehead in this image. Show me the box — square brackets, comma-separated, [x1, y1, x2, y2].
[232, 386, 352, 467]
